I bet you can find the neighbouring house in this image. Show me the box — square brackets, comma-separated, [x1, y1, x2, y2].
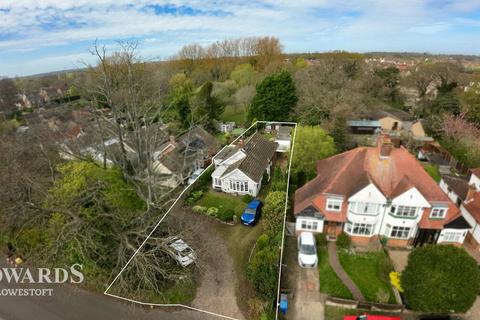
[211, 132, 277, 196]
[152, 126, 219, 188]
[441, 169, 480, 252]
[275, 126, 291, 152]
[347, 120, 381, 135]
[216, 121, 236, 133]
[294, 135, 469, 247]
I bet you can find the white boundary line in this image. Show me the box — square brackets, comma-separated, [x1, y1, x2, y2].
[103, 120, 297, 320]
[275, 122, 297, 320]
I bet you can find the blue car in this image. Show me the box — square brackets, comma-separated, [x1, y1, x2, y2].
[241, 199, 263, 226]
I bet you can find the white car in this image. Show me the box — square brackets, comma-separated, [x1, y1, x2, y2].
[166, 237, 196, 267]
[297, 232, 318, 268]
[188, 169, 204, 185]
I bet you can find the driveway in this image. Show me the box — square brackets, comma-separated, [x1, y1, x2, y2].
[387, 249, 410, 272]
[0, 259, 212, 320]
[284, 237, 324, 320]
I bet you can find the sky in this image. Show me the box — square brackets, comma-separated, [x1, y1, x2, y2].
[1, 0, 480, 77]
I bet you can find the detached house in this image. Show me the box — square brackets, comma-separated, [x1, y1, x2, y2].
[212, 133, 277, 197]
[294, 135, 469, 247]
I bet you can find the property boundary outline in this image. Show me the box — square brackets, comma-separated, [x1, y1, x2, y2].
[103, 120, 298, 320]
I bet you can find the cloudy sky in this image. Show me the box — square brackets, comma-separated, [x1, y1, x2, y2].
[1, 0, 480, 77]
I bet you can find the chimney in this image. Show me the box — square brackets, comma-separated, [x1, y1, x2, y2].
[169, 135, 176, 145]
[238, 138, 245, 148]
[466, 184, 477, 202]
[378, 135, 393, 159]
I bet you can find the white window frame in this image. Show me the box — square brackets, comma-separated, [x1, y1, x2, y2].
[300, 219, 319, 231]
[345, 221, 375, 236]
[350, 202, 380, 215]
[326, 198, 342, 212]
[442, 231, 462, 242]
[390, 226, 411, 239]
[229, 180, 249, 192]
[214, 178, 222, 186]
[430, 207, 447, 219]
[390, 205, 417, 218]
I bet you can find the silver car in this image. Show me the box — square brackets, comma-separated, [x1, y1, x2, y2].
[166, 237, 196, 267]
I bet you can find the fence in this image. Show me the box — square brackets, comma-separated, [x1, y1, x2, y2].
[325, 296, 405, 313]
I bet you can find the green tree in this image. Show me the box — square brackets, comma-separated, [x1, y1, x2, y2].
[402, 245, 480, 313]
[230, 63, 257, 87]
[459, 90, 480, 125]
[263, 191, 287, 237]
[191, 81, 225, 130]
[246, 246, 279, 300]
[375, 67, 400, 101]
[331, 116, 350, 152]
[249, 71, 297, 121]
[169, 73, 193, 128]
[291, 126, 336, 183]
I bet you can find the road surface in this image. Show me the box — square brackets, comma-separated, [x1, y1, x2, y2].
[0, 259, 221, 320]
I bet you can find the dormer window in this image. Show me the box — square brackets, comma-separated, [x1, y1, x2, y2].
[430, 207, 447, 219]
[326, 199, 342, 212]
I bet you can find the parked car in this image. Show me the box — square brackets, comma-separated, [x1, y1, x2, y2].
[188, 169, 204, 185]
[297, 232, 318, 268]
[165, 237, 196, 267]
[240, 199, 263, 226]
[344, 315, 401, 320]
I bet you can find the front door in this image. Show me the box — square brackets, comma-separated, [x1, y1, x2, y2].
[326, 222, 338, 238]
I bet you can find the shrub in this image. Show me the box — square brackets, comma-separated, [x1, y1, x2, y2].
[271, 167, 287, 192]
[375, 288, 390, 304]
[402, 245, 480, 313]
[206, 207, 219, 216]
[242, 194, 254, 203]
[217, 208, 236, 222]
[256, 234, 270, 251]
[246, 246, 279, 300]
[185, 190, 204, 205]
[192, 205, 207, 213]
[193, 166, 214, 191]
[336, 233, 351, 249]
[263, 191, 287, 236]
[389, 271, 403, 293]
[315, 233, 328, 247]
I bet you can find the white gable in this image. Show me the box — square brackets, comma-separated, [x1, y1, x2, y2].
[470, 173, 480, 191]
[217, 150, 245, 167]
[222, 168, 254, 183]
[392, 187, 430, 208]
[348, 183, 387, 204]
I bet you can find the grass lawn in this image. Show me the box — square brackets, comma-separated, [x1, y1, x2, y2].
[423, 163, 441, 182]
[196, 190, 246, 221]
[324, 306, 414, 320]
[215, 220, 266, 318]
[338, 250, 395, 303]
[318, 246, 353, 299]
[220, 105, 246, 124]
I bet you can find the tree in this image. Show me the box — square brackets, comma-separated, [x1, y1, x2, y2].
[191, 81, 224, 130]
[0, 78, 19, 117]
[249, 71, 297, 121]
[263, 191, 287, 237]
[230, 63, 257, 86]
[375, 67, 400, 102]
[291, 126, 336, 184]
[331, 116, 350, 152]
[402, 245, 480, 313]
[169, 73, 193, 128]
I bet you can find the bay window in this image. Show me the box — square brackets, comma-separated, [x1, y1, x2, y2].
[229, 180, 249, 192]
[390, 226, 411, 239]
[345, 221, 375, 236]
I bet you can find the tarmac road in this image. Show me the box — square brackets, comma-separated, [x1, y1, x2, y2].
[0, 259, 217, 320]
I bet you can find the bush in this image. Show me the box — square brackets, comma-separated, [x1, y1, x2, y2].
[263, 191, 287, 236]
[185, 190, 204, 205]
[315, 233, 328, 247]
[336, 233, 351, 249]
[242, 194, 254, 203]
[192, 166, 214, 191]
[217, 208, 236, 222]
[402, 245, 480, 313]
[206, 207, 219, 216]
[192, 205, 207, 213]
[256, 234, 270, 251]
[271, 167, 287, 192]
[246, 246, 279, 300]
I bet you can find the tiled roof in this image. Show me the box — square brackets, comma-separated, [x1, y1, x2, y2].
[294, 144, 457, 228]
[464, 192, 480, 224]
[442, 175, 469, 201]
[221, 133, 277, 183]
[471, 168, 480, 178]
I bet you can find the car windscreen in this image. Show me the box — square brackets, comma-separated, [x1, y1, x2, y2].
[300, 244, 316, 255]
[244, 208, 256, 215]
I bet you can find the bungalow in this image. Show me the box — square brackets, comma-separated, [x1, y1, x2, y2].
[294, 135, 469, 247]
[211, 133, 277, 196]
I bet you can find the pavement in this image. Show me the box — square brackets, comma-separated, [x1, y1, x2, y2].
[327, 241, 364, 301]
[0, 258, 221, 320]
[387, 249, 410, 272]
